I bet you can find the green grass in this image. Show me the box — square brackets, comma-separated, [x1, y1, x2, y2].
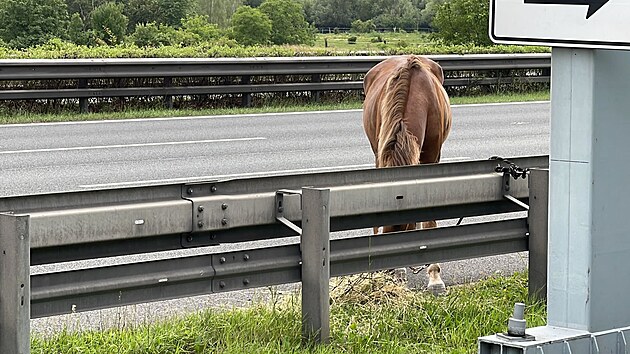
[31, 272, 547, 354]
[0, 91, 549, 125]
[316, 32, 433, 52]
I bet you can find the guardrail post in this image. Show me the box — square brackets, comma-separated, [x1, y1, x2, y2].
[241, 76, 252, 107]
[78, 79, 88, 114]
[527, 168, 548, 300]
[0, 214, 30, 354]
[311, 74, 321, 102]
[164, 77, 173, 109]
[301, 187, 330, 344]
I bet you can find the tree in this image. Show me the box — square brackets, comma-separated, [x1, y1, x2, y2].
[351, 19, 375, 33]
[124, 0, 160, 32]
[420, 0, 445, 29]
[309, 0, 361, 28]
[0, 0, 69, 48]
[432, 0, 492, 45]
[230, 5, 272, 45]
[259, 0, 314, 45]
[195, 0, 242, 28]
[181, 15, 220, 41]
[157, 0, 194, 27]
[91, 2, 128, 45]
[373, 0, 421, 30]
[242, 0, 263, 6]
[66, 0, 108, 23]
[68, 13, 89, 45]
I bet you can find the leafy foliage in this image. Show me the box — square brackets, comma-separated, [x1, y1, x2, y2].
[230, 6, 272, 46]
[90, 2, 128, 45]
[124, 0, 160, 32]
[68, 13, 89, 45]
[156, 0, 194, 27]
[259, 0, 315, 45]
[0, 0, 69, 49]
[350, 19, 376, 34]
[432, 0, 492, 46]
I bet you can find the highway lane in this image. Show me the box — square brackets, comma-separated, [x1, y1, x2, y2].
[1, 101, 549, 196]
[0, 102, 551, 334]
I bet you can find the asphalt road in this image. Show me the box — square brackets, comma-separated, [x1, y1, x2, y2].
[0, 101, 551, 334]
[1, 101, 549, 196]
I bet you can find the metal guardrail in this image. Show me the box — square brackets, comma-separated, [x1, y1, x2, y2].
[0, 54, 551, 112]
[0, 155, 550, 351]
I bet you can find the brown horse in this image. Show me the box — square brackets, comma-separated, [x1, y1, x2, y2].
[362, 55, 452, 295]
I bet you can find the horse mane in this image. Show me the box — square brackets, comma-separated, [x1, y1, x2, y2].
[376, 57, 423, 168]
[376, 56, 451, 168]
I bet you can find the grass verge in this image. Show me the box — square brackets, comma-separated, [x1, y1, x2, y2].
[0, 91, 549, 125]
[31, 272, 546, 354]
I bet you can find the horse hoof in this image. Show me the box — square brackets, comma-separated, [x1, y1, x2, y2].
[427, 281, 446, 296]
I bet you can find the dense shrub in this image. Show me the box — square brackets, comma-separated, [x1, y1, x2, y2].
[432, 0, 492, 46]
[230, 6, 272, 46]
[351, 19, 376, 34]
[259, 0, 315, 45]
[90, 2, 128, 45]
[0, 0, 69, 49]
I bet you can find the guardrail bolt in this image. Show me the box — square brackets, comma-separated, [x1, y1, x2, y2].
[219, 257, 226, 264]
[243, 278, 250, 286]
[243, 254, 250, 261]
[187, 235, 193, 242]
[187, 187, 194, 195]
[507, 302, 527, 337]
[221, 203, 228, 210]
[211, 234, 217, 240]
[219, 281, 226, 289]
[197, 205, 205, 212]
[211, 186, 217, 193]
[197, 221, 204, 228]
[221, 218, 228, 226]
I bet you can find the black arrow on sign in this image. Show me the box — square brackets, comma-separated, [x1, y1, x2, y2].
[524, 0, 610, 19]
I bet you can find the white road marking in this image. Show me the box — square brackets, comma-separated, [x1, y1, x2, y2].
[78, 157, 470, 189]
[0, 137, 266, 155]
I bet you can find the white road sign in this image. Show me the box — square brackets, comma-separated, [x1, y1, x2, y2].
[490, 0, 630, 50]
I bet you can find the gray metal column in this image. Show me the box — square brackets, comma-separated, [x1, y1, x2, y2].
[527, 168, 548, 300]
[0, 214, 30, 354]
[548, 48, 630, 332]
[301, 188, 330, 344]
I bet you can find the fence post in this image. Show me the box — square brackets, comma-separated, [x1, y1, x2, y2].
[301, 187, 330, 344]
[527, 168, 548, 300]
[0, 214, 30, 354]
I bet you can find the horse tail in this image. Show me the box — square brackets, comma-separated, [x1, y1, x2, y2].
[376, 58, 421, 168]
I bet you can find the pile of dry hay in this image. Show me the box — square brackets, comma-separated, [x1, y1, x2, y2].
[329, 271, 414, 306]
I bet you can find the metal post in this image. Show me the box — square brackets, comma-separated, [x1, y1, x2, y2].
[78, 78, 88, 114]
[311, 74, 321, 102]
[0, 214, 30, 354]
[241, 76, 252, 107]
[479, 48, 630, 354]
[547, 48, 630, 333]
[527, 168, 548, 300]
[164, 77, 173, 109]
[301, 188, 330, 344]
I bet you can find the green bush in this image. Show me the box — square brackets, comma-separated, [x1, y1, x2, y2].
[432, 0, 492, 46]
[351, 19, 376, 33]
[90, 2, 128, 45]
[347, 36, 357, 44]
[259, 0, 315, 45]
[0, 0, 69, 49]
[230, 6, 272, 46]
[370, 35, 383, 43]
